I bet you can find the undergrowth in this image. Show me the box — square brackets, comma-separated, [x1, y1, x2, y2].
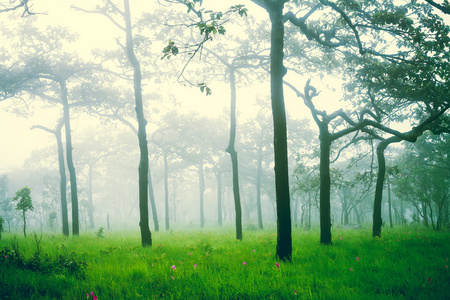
[0, 226, 448, 299]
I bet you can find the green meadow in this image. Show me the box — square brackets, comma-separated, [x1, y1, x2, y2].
[0, 226, 448, 299]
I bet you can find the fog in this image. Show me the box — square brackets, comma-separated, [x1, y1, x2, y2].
[0, 0, 448, 240]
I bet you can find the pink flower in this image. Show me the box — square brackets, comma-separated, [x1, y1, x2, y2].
[171, 265, 176, 271]
[253, 249, 256, 253]
[194, 264, 197, 269]
[275, 262, 280, 271]
[243, 261, 246, 266]
[349, 268, 353, 271]
[171, 276, 174, 280]
[294, 290, 297, 295]
[86, 293, 89, 298]
[188, 252, 192, 256]
[340, 237, 342, 240]
[356, 257, 360, 262]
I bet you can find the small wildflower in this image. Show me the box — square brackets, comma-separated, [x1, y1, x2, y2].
[194, 264, 197, 269]
[86, 293, 89, 298]
[253, 249, 256, 253]
[349, 268, 353, 271]
[340, 237, 342, 240]
[171, 265, 176, 271]
[171, 276, 174, 280]
[294, 290, 297, 295]
[275, 262, 280, 271]
[188, 252, 192, 256]
[427, 277, 431, 284]
[445, 265, 448, 268]
[243, 261, 246, 266]
[356, 257, 360, 262]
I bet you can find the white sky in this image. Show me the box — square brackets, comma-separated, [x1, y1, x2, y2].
[0, 0, 349, 173]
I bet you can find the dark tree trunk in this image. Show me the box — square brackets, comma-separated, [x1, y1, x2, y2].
[373, 141, 387, 237]
[199, 162, 205, 228]
[87, 163, 95, 230]
[354, 205, 362, 225]
[55, 121, 69, 236]
[148, 167, 159, 232]
[268, 3, 292, 261]
[124, 0, 151, 246]
[319, 125, 332, 244]
[226, 68, 243, 240]
[216, 171, 222, 227]
[60, 81, 79, 236]
[256, 139, 264, 230]
[164, 152, 169, 231]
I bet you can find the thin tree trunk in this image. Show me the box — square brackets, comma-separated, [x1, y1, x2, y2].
[124, 0, 151, 246]
[256, 140, 264, 230]
[148, 167, 159, 232]
[226, 68, 243, 240]
[164, 152, 169, 231]
[268, 2, 292, 261]
[60, 80, 79, 236]
[216, 171, 222, 227]
[199, 162, 205, 228]
[22, 211, 26, 237]
[87, 163, 95, 230]
[387, 175, 393, 228]
[55, 121, 69, 236]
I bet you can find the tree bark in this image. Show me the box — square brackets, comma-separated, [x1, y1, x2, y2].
[60, 80, 79, 236]
[124, 0, 151, 246]
[319, 125, 332, 244]
[373, 141, 387, 237]
[226, 68, 243, 240]
[268, 2, 292, 261]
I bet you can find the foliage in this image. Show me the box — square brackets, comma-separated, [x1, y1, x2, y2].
[96, 226, 105, 239]
[13, 186, 33, 214]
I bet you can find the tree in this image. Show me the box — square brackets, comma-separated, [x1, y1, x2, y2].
[31, 118, 69, 236]
[0, 0, 34, 16]
[0, 215, 4, 239]
[13, 186, 33, 237]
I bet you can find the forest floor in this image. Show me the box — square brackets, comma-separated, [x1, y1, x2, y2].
[0, 225, 449, 299]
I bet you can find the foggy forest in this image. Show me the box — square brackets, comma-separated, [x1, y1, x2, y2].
[0, 0, 449, 299]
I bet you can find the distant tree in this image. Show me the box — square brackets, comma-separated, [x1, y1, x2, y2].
[31, 118, 69, 236]
[0, 215, 4, 239]
[0, 175, 14, 232]
[13, 186, 33, 237]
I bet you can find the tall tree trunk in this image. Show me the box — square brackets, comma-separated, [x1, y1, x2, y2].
[319, 125, 332, 244]
[216, 171, 222, 227]
[60, 80, 79, 236]
[226, 68, 243, 240]
[342, 187, 348, 225]
[256, 140, 264, 230]
[164, 152, 169, 231]
[55, 121, 69, 236]
[373, 141, 387, 237]
[87, 162, 95, 230]
[148, 167, 159, 232]
[124, 0, 151, 246]
[199, 162, 205, 228]
[387, 175, 393, 228]
[268, 2, 292, 261]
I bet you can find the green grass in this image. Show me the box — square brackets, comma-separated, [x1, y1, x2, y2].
[0, 226, 449, 299]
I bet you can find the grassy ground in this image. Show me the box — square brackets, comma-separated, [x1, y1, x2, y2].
[0, 225, 448, 299]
